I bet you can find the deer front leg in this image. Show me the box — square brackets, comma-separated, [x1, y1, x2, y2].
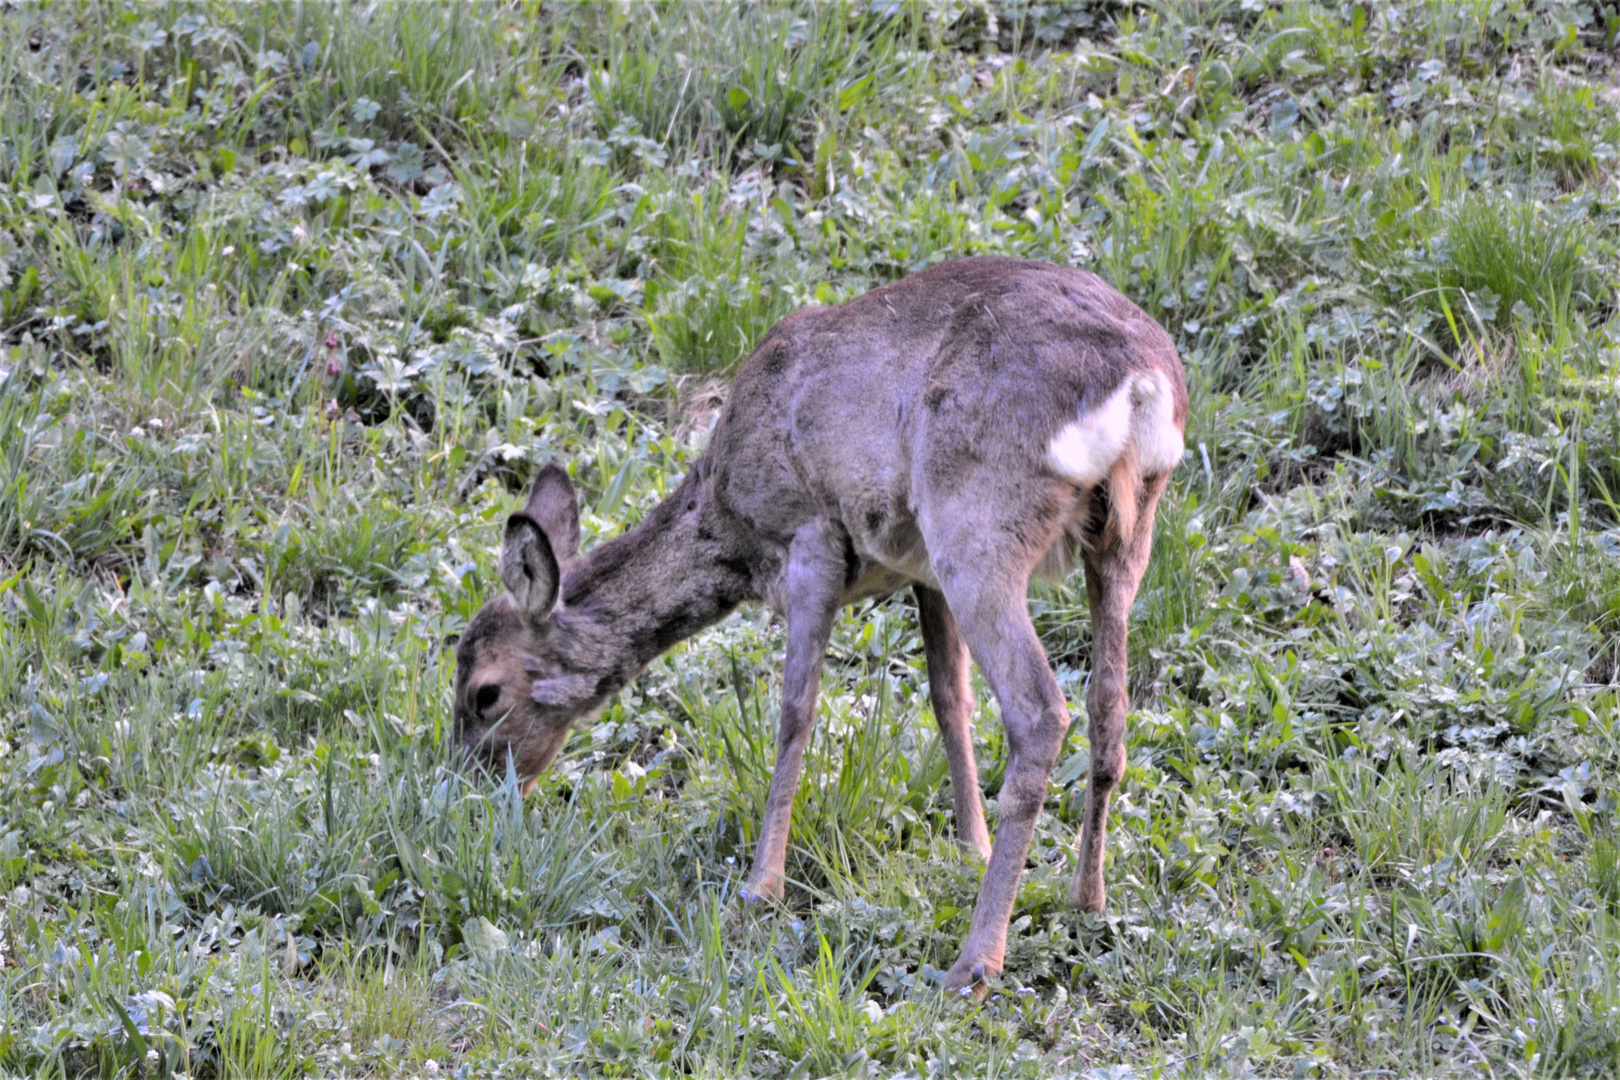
[740, 522, 845, 903]
[915, 585, 991, 860]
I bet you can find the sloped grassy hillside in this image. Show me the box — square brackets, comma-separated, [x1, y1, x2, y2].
[4, 2, 1620, 1076]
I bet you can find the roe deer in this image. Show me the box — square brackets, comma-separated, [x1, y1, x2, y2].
[452, 256, 1186, 995]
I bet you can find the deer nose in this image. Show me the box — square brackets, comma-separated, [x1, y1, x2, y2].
[456, 718, 496, 762]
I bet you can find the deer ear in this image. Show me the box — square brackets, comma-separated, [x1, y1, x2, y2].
[524, 463, 581, 564]
[500, 513, 560, 622]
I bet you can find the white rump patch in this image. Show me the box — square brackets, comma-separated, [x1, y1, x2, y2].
[1046, 379, 1133, 488]
[1132, 369, 1185, 474]
[1047, 369, 1184, 486]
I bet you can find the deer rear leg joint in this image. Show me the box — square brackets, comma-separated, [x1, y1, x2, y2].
[934, 572, 1071, 998]
[1070, 485, 1163, 914]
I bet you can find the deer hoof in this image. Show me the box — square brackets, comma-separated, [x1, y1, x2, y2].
[956, 836, 992, 863]
[1070, 875, 1106, 913]
[738, 876, 784, 905]
[943, 958, 994, 1001]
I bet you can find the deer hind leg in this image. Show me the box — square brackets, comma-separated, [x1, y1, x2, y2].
[915, 584, 991, 860]
[919, 488, 1074, 997]
[740, 520, 845, 903]
[1070, 468, 1170, 913]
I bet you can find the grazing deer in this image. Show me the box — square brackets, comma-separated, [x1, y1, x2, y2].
[452, 256, 1185, 995]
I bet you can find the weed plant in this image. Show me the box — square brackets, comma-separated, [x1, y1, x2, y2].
[4, 1, 1620, 1076]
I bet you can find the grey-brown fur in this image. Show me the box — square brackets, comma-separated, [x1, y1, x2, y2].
[453, 255, 1186, 996]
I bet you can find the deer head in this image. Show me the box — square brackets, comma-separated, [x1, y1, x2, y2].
[452, 463, 602, 781]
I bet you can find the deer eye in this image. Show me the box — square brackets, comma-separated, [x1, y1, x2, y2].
[474, 684, 501, 715]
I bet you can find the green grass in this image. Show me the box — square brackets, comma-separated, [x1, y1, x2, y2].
[4, 1, 1620, 1076]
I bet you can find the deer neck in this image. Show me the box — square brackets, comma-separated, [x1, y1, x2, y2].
[553, 480, 751, 697]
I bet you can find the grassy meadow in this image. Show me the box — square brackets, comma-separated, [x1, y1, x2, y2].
[5, 0, 1620, 1075]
